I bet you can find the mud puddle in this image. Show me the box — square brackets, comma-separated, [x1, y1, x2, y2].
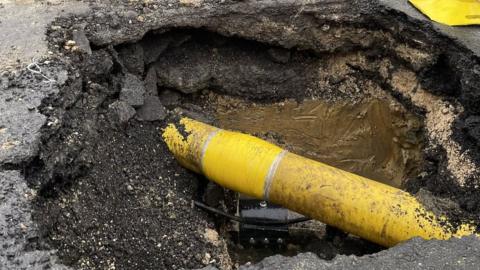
[215, 98, 424, 188]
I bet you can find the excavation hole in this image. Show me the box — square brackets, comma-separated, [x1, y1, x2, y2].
[29, 23, 480, 270]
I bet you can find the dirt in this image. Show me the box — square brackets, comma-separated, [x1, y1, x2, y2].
[14, 1, 480, 270]
[390, 69, 477, 185]
[34, 120, 232, 269]
[415, 189, 465, 219]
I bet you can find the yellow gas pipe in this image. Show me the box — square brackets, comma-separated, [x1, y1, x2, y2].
[162, 117, 477, 247]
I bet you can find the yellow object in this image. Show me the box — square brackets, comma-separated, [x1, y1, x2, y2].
[162, 117, 477, 247]
[409, 0, 480, 26]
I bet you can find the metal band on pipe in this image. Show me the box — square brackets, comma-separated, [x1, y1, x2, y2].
[200, 128, 220, 173]
[263, 150, 287, 201]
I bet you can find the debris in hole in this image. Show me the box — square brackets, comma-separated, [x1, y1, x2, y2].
[155, 58, 212, 94]
[120, 73, 146, 107]
[71, 29, 92, 55]
[118, 43, 144, 75]
[84, 50, 113, 78]
[108, 100, 136, 124]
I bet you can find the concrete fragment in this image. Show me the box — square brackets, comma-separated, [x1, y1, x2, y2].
[84, 50, 113, 78]
[120, 73, 145, 107]
[135, 96, 166, 122]
[108, 101, 136, 124]
[155, 60, 211, 94]
[118, 43, 144, 75]
[0, 86, 53, 164]
[144, 67, 158, 96]
[72, 30, 92, 55]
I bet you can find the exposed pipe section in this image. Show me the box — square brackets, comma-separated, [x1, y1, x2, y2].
[162, 117, 477, 247]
